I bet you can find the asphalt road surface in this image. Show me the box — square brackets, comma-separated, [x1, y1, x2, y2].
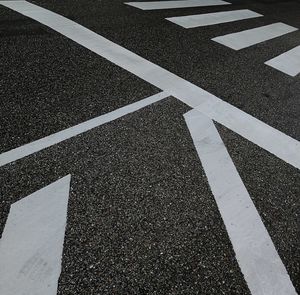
[0, 0, 300, 294]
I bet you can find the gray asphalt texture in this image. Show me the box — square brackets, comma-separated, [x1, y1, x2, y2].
[32, 0, 300, 140]
[0, 5, 159, 152]
[1, 98, 250, 294]
[1, 0, 300, 294]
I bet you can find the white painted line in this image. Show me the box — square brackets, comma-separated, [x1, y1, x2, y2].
[184, 109, 297, 295]
[0, 175, 71, 295]
[195, 99, 300, 171]
[167, 9, 262, 29]
[0, 91, 168, 167]
[212, 23, 298, 50]
[265, 45, 300, 77]
[125, 0, 230, 10]
[0, 0, 215, 108]
[1, 1, 300, 171]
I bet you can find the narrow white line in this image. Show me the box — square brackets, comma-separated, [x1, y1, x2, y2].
[265, 45, 300, 77]
[0, 92, 168, 167]
[1, 1, 300, 171]
[125, 0, 230, 10]
[184, 109, 297, 295]
[212, 23, 298, 50]
[0, 175, 71, 295]
[166, 9, 262, 29]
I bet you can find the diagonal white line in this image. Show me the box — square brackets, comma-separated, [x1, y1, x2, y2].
[0, 92, 168, 167]
[1, 1, 300, 171]
[184, 109, 297, 295]
[0, 175, 71, 295]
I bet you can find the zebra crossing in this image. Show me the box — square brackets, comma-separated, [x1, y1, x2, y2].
[1, 0, 299, 294]
[126, 0, 300, 77]
[166, 9, 263, 28]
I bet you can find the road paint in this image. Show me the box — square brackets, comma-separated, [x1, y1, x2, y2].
[125, 0, 230, 10]
[212, 23, 298, 50]
[184, 109, 297, 295]
[195, 99, 300, 171]
[0, 175, 71, 295]
[0, 92, 168, 167]
[1, 1, 300, 171]
[265, 45, 300, 77]
[167, 9, 262, 29]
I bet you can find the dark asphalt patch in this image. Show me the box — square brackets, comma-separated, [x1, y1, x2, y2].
[0, 5, 159, 153]
[217, 123, 300, 293]
[0, 98, 250, 294]
[31, 0, 300, 141]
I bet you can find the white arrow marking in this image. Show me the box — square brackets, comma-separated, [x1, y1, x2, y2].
[0, 175, 71, 295]
[184, 110, 297, 295]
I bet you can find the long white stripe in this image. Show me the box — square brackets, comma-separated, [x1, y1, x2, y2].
[184, 110, 297, 295]
[167, 9, 262, 28]
[0, 175, 71, 295]
[125, 0, 230, 10]
[265, 45, 300, 77]
[1, 1, 300, 171]
[0, 92, 168, 167]
[212, 23, 298, 50]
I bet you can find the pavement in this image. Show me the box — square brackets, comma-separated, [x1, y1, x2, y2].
[0, 0, 299, 294]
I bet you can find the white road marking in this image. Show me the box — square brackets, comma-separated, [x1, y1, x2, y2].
[125, 0, 230, 10]
[1, 2, 300, 293]
[166, 9, 262, 29]
[212, 22, 298, 50]
[0, 92, 168, 167]
[0, 175, 71, 295]
[184, 109, 297, 295]
[195, 99, 300, 171]
[265, 45, 300, 77]
[1, 1, 300, 172]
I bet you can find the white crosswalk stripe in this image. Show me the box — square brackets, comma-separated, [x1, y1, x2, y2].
[265, 45, 300, 76]
[125, 1, 300, 78]
[125, 0, 230, 10]
[212, 22, 298, 50]
[166, 9, 263, 28]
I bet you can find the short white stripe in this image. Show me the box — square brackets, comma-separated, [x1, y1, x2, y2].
[212, 23, 298, 50]
[265, 45, 300, 76]
[0, 92, 168, 167]
[167, 9, 262, 28]
[184, 110, 297, 295]
[125, 0, 230, 10]
[0, 175, 71, 295]
[1, 1, 300, 172]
